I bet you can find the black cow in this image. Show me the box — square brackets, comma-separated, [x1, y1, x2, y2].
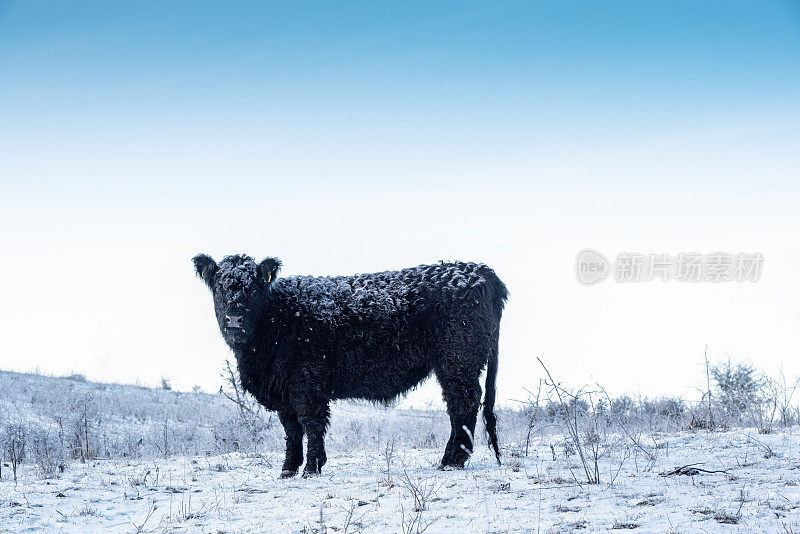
[193, 254, 508, 477]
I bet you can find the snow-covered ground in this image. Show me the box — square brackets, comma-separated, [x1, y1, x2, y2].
[2, 429, 800, 532]
[3, 370, 800, 532]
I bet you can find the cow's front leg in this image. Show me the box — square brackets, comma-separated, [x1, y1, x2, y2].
[278, 410, 304, 478]
[296, 402, 330, 477]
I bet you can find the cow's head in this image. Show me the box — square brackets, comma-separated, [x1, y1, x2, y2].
[192, 254, 281, 349]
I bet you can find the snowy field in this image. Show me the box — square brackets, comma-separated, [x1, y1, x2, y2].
[3, 429, 800, 532]
[2, 371, 800, 532]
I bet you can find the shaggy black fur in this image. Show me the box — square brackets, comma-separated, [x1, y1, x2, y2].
[193, 254, 508, 477]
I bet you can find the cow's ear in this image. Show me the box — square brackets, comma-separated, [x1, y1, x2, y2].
[193, 254, 218, 288]
[258, 257, 282, 285]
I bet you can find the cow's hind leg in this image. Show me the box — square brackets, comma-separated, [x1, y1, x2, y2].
[436, 366, 482, 469]
[278, 410, 304, 478]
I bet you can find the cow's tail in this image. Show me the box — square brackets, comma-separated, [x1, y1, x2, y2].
[478, 265, 507, 465]
[483, 335, 501, 464]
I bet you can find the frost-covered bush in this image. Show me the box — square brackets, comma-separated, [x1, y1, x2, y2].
[2, 423, 27, 463]
[29, 424, 61, 477]
[712, 360, 764, 419]
[642, 397, 686, 418]
[611, 395, 636, 416]
[688, 358, 789, 431]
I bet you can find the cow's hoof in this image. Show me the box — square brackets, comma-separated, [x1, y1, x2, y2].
[280, 469, 298, 479]
[438, 463, 465, 471]
[301, 470, 320, 478]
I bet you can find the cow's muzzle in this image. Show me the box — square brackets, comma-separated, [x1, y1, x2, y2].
[225, 315, 243, 328]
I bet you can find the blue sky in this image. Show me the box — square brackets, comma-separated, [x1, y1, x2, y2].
[3, 1, 799, 168]
[1, 2, 799, 404]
